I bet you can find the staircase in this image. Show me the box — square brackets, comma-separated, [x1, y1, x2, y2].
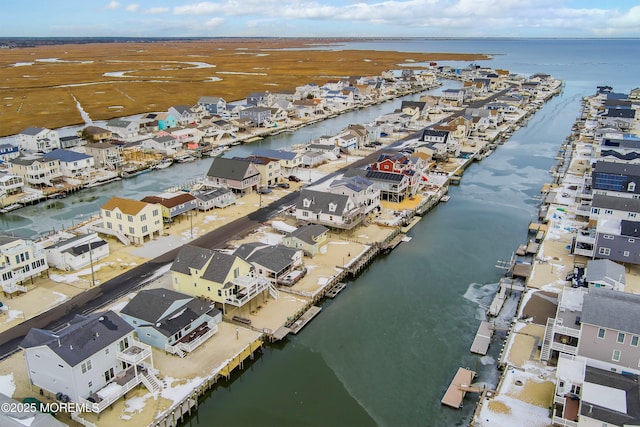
[164, 343, 185, 358]
[268, 284, 279, 300]
[141, 370, 163, 392]
[1, 270, 28, 294]
[89, 224, 131, 245]
[540, 317, 555, 362]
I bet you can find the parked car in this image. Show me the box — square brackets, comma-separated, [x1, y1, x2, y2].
[277, 182, 290, 189]
[258, 187, 272, 194]
[288, 175, 301, 182]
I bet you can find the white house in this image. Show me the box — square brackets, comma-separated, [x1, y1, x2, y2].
[43, 149, 95, 179]
[16, 127, 60, 152]
[105, 119, 140, 142]
[0, 234, 48, 294]
[141, 135, 182, 156]
[44, 233, 109, 272]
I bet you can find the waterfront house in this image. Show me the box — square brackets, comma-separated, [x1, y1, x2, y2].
[204, 157, 260, 194]
[43, 149, 95, 179]
[59, 134, 86, 149]
[8, 154, 63, 188]
[0, 173, 24, 198]
[551, 354, 640, 427]
[539, 287, 585, 364]
[400, 101, 428, 119]
[151, 112, 178, 130]
[166, 126, 204, 145]
[0, 143, 20, 164]
[302, 150, 325, 168]
[141, 135, 182, 156]
[119, 288, 222, 358]
[598, 107, 636, 131]
[85, 143, 122, 169]
[246, 91, 272, 106]
[329, 175, 381, 216]
[597, 134, 640, 163]
[198, 96, 227, 116]
[573, 218, 640, 264]
[251, 148, 303, 170]
[192, 187, 237, 211]
[44, 232, 109, 272]
[591, 160, 640, 199]
[140, 192, 197, 223]
[20, 310, 160, 414]
[170, 245, 277, 316]
[168, 105, 198, 126]
[0, 234, 48, 294]
[80, 126, 112, 143]
[577, 288, 640, 375]
[239, 106, 272, 127]
[243, 156, 282, 187]
[105, 119, 140, 142]
[16, 127, 60, 153]
[98, 197, 162, 245]
[589, 194, 640, 223]
[281, 224, 329, 257]
[234, 243, 304, 286]
[440, 88, 468, 106]
[307, 143, 341, 158]
[294, 188, 364, 230]
[585, 259, 625, 291]
[201, 119, 238, 142]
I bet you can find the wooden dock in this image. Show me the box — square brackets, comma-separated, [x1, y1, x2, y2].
[470, 321, 494, 355]
[288, 306, 321, 334]
[488, 277, 525, 317]
[441, 367, 476, 409]
[325, 282, 346, 299]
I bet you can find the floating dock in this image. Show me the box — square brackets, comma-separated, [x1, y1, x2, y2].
[325, 282, 346, 299]
[470, 321, 494, 355]
[288, 306, 321, 334]
[488, 277, 525, 317]
[441, 367, 477, 409]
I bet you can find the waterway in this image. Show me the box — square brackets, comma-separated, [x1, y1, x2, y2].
[178, 39, 640, 427]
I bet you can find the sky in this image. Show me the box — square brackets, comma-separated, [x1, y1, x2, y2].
[0, 0, 639, 38]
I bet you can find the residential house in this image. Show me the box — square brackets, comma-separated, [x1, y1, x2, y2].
[0, 234, 48, 294]
[234, 243, 304, 286]
[198, 96, 227, 116]
[44, 233, 108, 272]
[440, 88, 468, 105]
[59, 134, 86, 149]
[154, 112, 178, 130]
[43, 149, 95, 179]
[80, 126, 112, 143]
[573, 218, 640, 264]
[281, 224, 329, 257]
[589, 194, 640, 223]
[239, 106, 272, 127]
[119, 288, 222, 358]
[370, 152, 420, 195]
[0, 173, 23, 198]
[168, 105, 198, 126]
[140, 192, 197, 223]
[400, 101, 428, 119]
[8, 154, 63, 187]
[200, 119, 238, 142]
[105, 119, 140, 142]
[141, 135, 182, 156]
[0, 392, 66, 426]
[85, 143, 122, 169]
[551, 354, 640, 427]
[0, 143, 20, 164]
[192, 187, 237, 211]
[344, 168, 411, 203]
[329, 175, 380, 216]
[294, 188, 364, 229]
[591, 160, 640, 199]
[170, 245, 276, 315]
[585, 259, 625, 291]
[246, 91, 271, 106]
[577, 288, 640, 375]
[307, 143, 341, 158]
[301, 150, 325, 168]
[204, 157, 260, 194]
[243, 156, 282, 187]
[251, 148, 303, 170]
[599, 108, 636, 131]
[598, 134, 640, 163]
[16, 127, 60, 152]
[98, 197, 162, 245]
[20, 310, 160, 414]
[166, 126, 204, 146]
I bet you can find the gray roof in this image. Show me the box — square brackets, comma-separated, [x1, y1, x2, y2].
[206, 157, 255, 181]
[581, 288, 640, 334]
[20, 311, 133, 367]
[330, 175, 373, 193]
[594, 160, 640, 176]
[171, 245, 215, 275]
[581, 366, 640, 426]
[170, 105, 194, 115]
[20, 127, 47, 136]
[192, 187, 233, 202]
[120, 289, 218, 338]
[202, 251, 242, 283]
[239, 244, 298, 274]
[296, 189, 349, 215]
[233, 242, 266, 260]
[591, 194, 640, 213]
[0, 234, 21, 246]
[106, 119, 132, 128]
[585, 259, 626, 286]
[199, 96, 223, 104]
[251, 148, 298, 161]
[286, 224, 329, 245]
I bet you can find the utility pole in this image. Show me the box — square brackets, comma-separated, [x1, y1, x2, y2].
[88, 238, 95, 287]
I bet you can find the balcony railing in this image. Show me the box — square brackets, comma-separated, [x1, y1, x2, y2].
[553, 323, 581, 338]
[78, 369, 143, 413]
[552, 415, 578, 427]
[551, 341, 578, 355]
[225, 275, 271, 307]
[116, 339, 152, 365]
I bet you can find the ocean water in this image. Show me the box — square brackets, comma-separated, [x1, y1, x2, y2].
[178, 39, 640, 427]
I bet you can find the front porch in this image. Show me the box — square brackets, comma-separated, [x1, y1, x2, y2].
[165, 320, 218, 358]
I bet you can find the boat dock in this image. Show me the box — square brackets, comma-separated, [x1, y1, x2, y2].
[470, 321, 494, 355]
[441, 367, 477, 409]
[488, 277, 525, 317]
[288, 306, 321, 334]
[325, 282, 346, 299]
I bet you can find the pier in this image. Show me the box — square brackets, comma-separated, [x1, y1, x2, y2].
[488, 277, 525, 317]
[441, 367, 477, 409]
[470, 321, 494, 356]
[324, 282, 346, 299]
[288, 306, 321, 334]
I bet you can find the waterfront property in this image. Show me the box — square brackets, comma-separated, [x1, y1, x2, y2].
[97, 197, 163, 245]
[294, 188, 365, 230]
[192, 187, 237, 211]
[233, 243, 304, 286]
[204, 157, 261, 194]
[281, 224, 329, 257]
[140, 192, 198, 223]
[0, 234, 48, 295]
[44, 232, 109, 272]
[15, 127, 60, 153]
[119, 288, 222, 358]
[20, 310, 161, 414]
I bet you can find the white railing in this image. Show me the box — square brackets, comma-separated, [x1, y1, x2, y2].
[554, 323, 581, 338]
[178, 323, 218, 353]
[71, 411, 98, 427]
[89, 224, 131, 245]
[141, 370, 162, 392]
[551, 341, 578, 355]
[79, 375, 141, 413]
[554, 394, 567, 406]
[552, 415, 578, 427]
[269, 284, 279, 300]
[225, 275, 270, 307]
[116, 340, 152, 365]
[164, 343, 185, 358]
[573, 247, 594, 257]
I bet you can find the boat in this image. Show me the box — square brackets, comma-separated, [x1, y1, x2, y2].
[0, 203, 22, 213]
[174, 154, 197, 163]
[154, 158, 173, 169]
[121, 167, 152, 179]
[440, 195, 450, 202]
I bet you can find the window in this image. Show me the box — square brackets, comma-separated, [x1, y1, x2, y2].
[604, 209, 613, 215]
[629, 213, 637, 219]
[153, 209, 159, 217]
[618, 332, 625, 343]
[598, 328, 606, 339]
[107, 222, 112, 229]
[632, 336, 639, 347]
[104, 367, 115, 383]
[599, 247, 611, 256]
[628, 182, 636, 192]
[105, 211, 111, 217]
[129, 227, 134, 234]
[140, 214, 146, 221]
[603, 235, 614, 240]
[105, 348, 109, 355]
[142, 225, 148, 233]
[612, 349, 621, 362]
[127, 215, 133, 222]
[116, 213, 122, 220]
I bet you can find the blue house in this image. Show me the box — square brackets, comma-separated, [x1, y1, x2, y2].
[0, 143, 19, 164]
[198, 96, 227, 115]
[119, 288, 222, 358]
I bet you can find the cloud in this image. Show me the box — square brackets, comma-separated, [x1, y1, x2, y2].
[145, 7, 171, 14]
[104, 1, 120, 9]
[204, 17, 225, 27]
[126, 3, 139, 12]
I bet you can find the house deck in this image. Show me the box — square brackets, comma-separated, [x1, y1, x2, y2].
[441, 367, 476, 409]
[176, 321, 210, 344]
